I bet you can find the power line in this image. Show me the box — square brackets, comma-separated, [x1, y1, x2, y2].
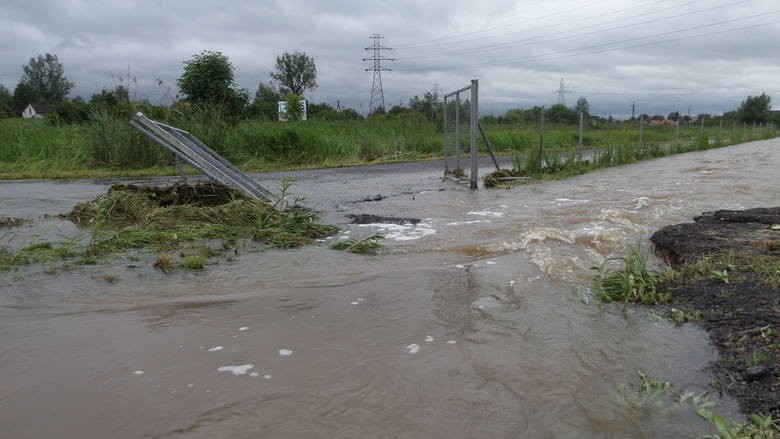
[362, 34, 395, 114]
[397, 11, 779, 71]
[399, 0, 745, 61]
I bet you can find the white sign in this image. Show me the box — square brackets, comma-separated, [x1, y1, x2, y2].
[278, 99, 307, 121]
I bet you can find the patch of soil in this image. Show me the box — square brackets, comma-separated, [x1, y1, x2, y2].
[651, 207, 780, 418]
[347, 214, 420, 225]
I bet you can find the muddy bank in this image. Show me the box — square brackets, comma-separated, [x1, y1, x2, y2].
[651, 207, 780, 418]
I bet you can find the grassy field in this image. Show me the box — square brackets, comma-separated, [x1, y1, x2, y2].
[0, 114, 775, 180]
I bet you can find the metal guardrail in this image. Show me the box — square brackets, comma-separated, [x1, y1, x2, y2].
[130, 112, 274, 202]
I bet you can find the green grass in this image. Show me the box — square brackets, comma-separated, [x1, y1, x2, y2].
[591, 241, 669, 305]
[2, 114, 775, 180]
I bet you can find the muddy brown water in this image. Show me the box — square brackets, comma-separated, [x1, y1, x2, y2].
[1, 139, 779, 438]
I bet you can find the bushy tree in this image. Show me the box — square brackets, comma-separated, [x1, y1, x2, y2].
[18, 53, 74, 105]
[248, 81, 282, 120]
[574, 97, 590, 116]
[177, 50, 247, 114]
[270, 51, 318, 96]
[0, 84, 12, 118]
[737, 93, 771, 123]
[546, 104, 578, 124]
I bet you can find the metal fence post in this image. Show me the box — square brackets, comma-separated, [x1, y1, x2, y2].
[470, 79, 479, 189]
[443, 98, 448, 175]
[455, 94, 461, 172]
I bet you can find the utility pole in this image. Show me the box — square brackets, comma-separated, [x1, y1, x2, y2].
[362, 34, 394, 115]
[631, 101, 636, 120]
[554, 77, 571, 105]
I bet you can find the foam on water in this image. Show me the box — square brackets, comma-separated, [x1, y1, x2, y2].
[356, 223, 436, 241]
[208, 346, 224, 352]
[467, 210, 504, 218]
[217, 364, 254, 376]
[406, 344, 420, 354]
[278, 349, 293, 356]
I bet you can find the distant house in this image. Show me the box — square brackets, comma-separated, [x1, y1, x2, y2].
[22, 103, 48, 119]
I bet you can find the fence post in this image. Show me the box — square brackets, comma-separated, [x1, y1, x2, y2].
[443, 98, 448, 175]
[470, 79, 479, 189]
[539, 105, 545, 170]
[675, 111, 680, 149]
[455, 94, 461, 172]
[578, 110, 584, 157]
[639, 115, 644, 145]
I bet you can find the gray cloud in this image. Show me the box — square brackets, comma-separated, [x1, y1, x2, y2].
[1, 0, 778, 117]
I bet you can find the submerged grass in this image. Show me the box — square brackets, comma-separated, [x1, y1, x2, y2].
[618, 370, 780, 438]
[591, 241, 669, 305]
[330, 233, 385, 254]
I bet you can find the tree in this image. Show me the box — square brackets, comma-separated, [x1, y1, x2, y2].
[19, 53, 74, 105]
[12, 81, 40, 115]
[574, 97, 590, 116]
[546, 104, 578, 124]
[270, 51, 318, 96]
[0, 84, 12, 118]
[247, 81, 282, 120]
[737, 93, 771, 123]
[177, 50, 247, 113]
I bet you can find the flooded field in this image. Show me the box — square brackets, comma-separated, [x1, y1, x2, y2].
[1, 139, 779, 438]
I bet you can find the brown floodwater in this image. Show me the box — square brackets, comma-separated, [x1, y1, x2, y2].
[1, 139, 779, 438]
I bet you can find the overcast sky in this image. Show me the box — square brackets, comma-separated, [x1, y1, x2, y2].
[2, 0, 778, 118]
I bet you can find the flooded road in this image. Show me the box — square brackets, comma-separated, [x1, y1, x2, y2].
[1, 139, 779, 438]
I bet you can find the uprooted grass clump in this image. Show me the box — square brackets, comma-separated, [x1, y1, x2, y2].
[482, 168, 529, 188]
[0, 181, 336, 272]
[67, 182, 339, 257]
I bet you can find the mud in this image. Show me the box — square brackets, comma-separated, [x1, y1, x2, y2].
[651, 208, 780, 418]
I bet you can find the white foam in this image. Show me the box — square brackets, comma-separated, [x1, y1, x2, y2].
[263, 374, 272, 379]
[406, 344, 420, 354]
[356, 222, 436, 241]
[133, 370, 144, 375]
[217, 364, 254, 376]
[350, 301, 359, 305]
[445, 220, 488, 226]
[446, 340, 457, 345]
[278, 349, 293, 356]
[486, 261, 497, 265]
[208, 346, 224, 352]
[249, 372, 259, 377]
[552, 198, 590, 205]
[455, 264, 465, 268]
[238, 326, 249, 332]
[467, 210, 504, 218]
[425, 336, 434, 343]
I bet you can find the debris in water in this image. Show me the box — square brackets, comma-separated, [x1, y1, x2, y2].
[347, 214, 420, 225]
[208, 346, 224, 352]
[425, 336, 434, 343]
[406, 344, 420, 354]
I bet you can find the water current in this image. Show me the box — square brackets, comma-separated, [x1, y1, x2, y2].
[1, 139, 778, 438]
